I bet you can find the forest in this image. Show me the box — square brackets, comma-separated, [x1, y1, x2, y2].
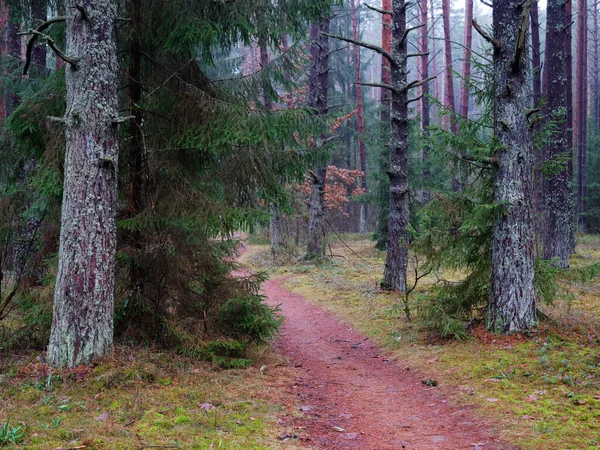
[1, 0, 600, 448]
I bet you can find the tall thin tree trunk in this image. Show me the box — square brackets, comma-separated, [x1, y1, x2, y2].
[260, 44, 284, 256]
[6, 6, 21, 116]
[306, 19, 330, 258]
[125, 0, 146, 291]
[48, 0, 119, 368]
[576, 0, 588, 231]
[351, 0, 368, 234]
[381, 0, 409, 292]
[380, 0, 392, 124]
[591, 1, 600, 125]
[543, 0, 574, 268]
[531, 1, 544, 241]
[489, 0, 537, 333]
[0, 1, 6, 121]
[430, 0, 440, 124]
[420, 0, 431, 202]
[31, 0, 47, 71]
[441, 0, 457, 133]
[459, 0, 473, 120]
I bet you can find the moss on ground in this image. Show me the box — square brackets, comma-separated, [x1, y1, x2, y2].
[0, 347, 302, 449]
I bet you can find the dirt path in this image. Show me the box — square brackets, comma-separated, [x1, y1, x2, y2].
[264, 277, 512, 450]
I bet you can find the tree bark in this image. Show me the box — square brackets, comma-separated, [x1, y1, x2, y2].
[31, 0, 47, 71]
[381, 0, 409, 292]
[576, 0, 588, 231]
[351, 0, 368, 234]
[430, 0, 440, 124]
[48, 0, 119, 368]
[489, 0, 537, 333]
[306, 19, 330, 258]
[543, 0, 574, 268]
[594, 2, 600, 127]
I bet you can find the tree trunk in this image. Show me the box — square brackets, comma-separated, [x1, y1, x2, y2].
[420, 0, 431, 203]
[306, 18, 330, 258]
[441, 0, 457, 134]
[0, 1, 6, 120]
[576, 0, 588, 232]
[543, 0, 574, 268]
[6, 5, 21, 116]
[459, 0, 473, 120]
[489, 0, 537, 333]
[591, 3, 600, 126]
[259, 44, 285, 256]
[31, 0, 47, 71]
[48, 0, 119, 368]
[351, 0, 368, 234]
[430, 0, 440, 124]
[530, 1, 544, 242]
[381, 0, 408, 292]
[380, 0, 392, 124]
[125, 0, 146, 290]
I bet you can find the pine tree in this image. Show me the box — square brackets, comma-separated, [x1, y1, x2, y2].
[488, 0, 537, 332]
[543, 0, 574, 268]
[47, 0, 120, 368]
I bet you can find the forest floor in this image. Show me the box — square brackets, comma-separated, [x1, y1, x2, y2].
[242, 234, 600, 450]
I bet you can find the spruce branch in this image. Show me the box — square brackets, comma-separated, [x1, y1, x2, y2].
[320, 32, 396, 66]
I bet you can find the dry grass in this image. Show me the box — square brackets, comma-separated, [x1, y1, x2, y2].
[0, 346, 303, 449]
[244, 234, 600, 450]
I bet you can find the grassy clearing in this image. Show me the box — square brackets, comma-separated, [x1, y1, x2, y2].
[0, 346, 303, 449]
[243, 234, 600, 450]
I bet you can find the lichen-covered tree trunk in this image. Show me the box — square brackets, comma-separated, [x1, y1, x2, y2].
[441, 0, 457, 134]
[306, 18, 330, 258]
[47, 0, 119, 368]
[543, 0, 574, 268]
[489, 0, 537, 333]
[381, 0, 408, 292]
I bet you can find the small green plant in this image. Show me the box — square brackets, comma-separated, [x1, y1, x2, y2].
[0, 420, 25, 446]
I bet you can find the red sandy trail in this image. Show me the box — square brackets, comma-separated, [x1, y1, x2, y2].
[263, 277, 513, 450]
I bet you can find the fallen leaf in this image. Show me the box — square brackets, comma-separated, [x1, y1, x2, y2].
[332, 426, 345, 433]
[525, 394, 538, 402]
[200, 403, 215, 411]
[485, 398, 499, 402]
[95, 412, 108, 421]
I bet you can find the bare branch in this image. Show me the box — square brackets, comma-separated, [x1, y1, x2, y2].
[320, 32, 396, 66]
[112, 115, 136, 125]
[21, 16, 66, 74]
[404, 76, 436, 92]
[513, 0, 534, 72]
[407, 51, 430, 58]
[356, 81, 397, 92]
[363, 3, 392, 15]
[480, 0, 493, 6]
[472, 19, 501, 49]
[400, 24, 425, 47]
[75, 3, 90, 21]
[406, 94, 424, 105]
